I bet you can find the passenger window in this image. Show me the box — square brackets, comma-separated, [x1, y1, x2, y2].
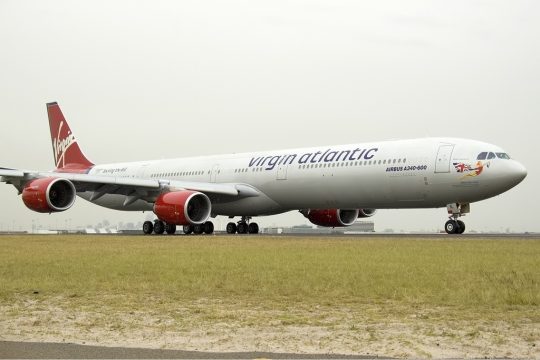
[487, 152, 496, 160]
[477, 152, 487, 160]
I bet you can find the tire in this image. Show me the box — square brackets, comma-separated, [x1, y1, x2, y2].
[237, 222, 248, 234]
[445, 220, 457, 234]
[457, 220, 466, 234]
[193, 224, 204, 234]
[226, 222, 237, 234]
[248, 222, 259, 234]
[143, 221, 154, 235]
[154, 221, 165, 235]
[165, 223, 177, 235]
[183, 225, 193, 235]
[203, 221, 214, 234]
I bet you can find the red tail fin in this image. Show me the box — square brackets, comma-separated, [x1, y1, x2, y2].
[47, 102, 94, 173]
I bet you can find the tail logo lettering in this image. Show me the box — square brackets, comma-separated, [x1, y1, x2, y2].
[53, 121, 76, 168]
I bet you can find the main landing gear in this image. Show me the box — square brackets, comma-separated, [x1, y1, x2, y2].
[444, 203, 469, 234]
[143, 220, 214, 235]
[226, 217, 259, 234]
[182, 221, 214, 235]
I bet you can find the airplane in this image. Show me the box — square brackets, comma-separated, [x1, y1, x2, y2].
[0, 102, 527, 235]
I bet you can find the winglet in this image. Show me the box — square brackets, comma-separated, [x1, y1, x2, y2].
[47, 102, 94, 173]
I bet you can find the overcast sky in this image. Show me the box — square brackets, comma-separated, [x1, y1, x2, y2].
[0, 0, 538, 232]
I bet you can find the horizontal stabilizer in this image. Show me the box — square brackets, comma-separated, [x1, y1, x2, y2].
[0, 168, 26, 178]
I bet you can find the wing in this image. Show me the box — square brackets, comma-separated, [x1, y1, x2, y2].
[0, 168, 259, 206]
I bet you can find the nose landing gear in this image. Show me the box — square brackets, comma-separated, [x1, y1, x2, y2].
[445, 219, 465, 234]
[444, 203, 469, 234]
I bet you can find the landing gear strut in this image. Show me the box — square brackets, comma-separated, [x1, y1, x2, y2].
[445, 203, 469, 234]
[226, 217, 259, 234]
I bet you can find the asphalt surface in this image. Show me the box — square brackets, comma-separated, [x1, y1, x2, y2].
[255, 232, 540, 239]
[0, 341, 385, 359]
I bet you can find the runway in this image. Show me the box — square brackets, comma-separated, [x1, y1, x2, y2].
[0, 341, 383, 359]
[2, 231, 536, 239]
[259, 232, 540, 239]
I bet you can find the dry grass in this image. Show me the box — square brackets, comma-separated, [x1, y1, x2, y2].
[1, 235, 538, 307]
[0, 234, 538, 358]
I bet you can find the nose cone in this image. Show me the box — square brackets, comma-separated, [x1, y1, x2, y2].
[513, 161, 527, 185]
[502, 161, 527, 190]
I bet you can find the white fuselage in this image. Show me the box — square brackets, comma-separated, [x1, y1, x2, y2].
[78, 137, 527, 217]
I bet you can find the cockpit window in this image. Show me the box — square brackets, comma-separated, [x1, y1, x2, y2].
[477, 152, 487, 160]
[478, 151, 509, 160]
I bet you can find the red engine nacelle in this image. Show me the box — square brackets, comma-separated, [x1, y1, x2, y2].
[303, 209, 359, 227]
[153, 191, 211, 225]
[358, 208, 377, 218]
[22, 177, 76, 213]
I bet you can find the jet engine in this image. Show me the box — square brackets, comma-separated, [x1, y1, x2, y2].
[302, 209, 359, 227]
[22, 177, 77, 213]
[358, 209, 377, 218]
[153, 190, 211, 225]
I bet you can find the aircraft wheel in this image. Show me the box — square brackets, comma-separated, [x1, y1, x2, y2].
[457, 220, 466, 234]
[248, 222, 259, 234]
[193, 224, 204, 235]
[203, 221, 214, 234]
[226, 222, 237, 234]
[444, 220, 458, 234]
[143, 221, 154, 235]
[237, 222, 248, 234]
[183, 225, 193, 235]
[154, 220, 165, 235]
[165, 223, 176, 235]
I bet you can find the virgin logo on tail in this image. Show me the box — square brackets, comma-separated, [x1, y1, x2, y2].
[47, 102, 94, 172]
[53, 121, 77, 168]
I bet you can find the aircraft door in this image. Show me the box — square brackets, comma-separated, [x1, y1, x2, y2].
[210, 165, 220, 183]
[435, 144, 454, 173]
[277, 164, 288, 180]
[137, 164, 150, 178]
